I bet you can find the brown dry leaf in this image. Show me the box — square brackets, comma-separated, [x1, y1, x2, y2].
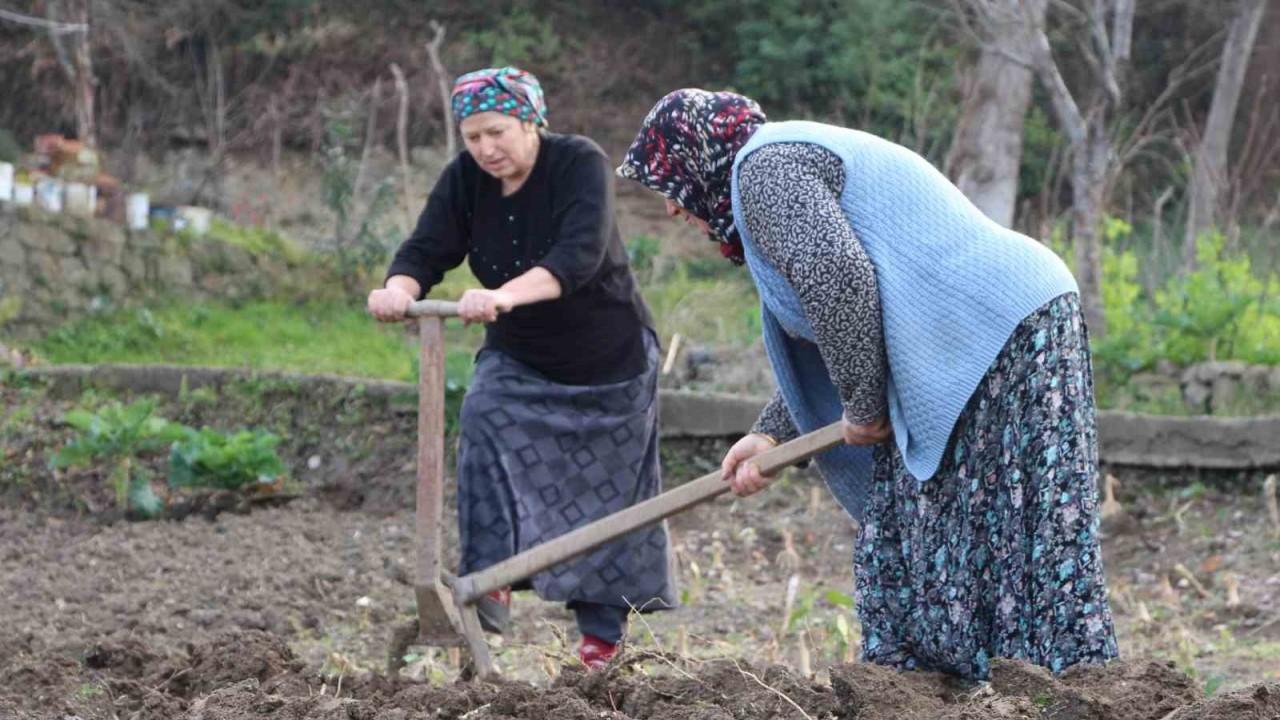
[1199, 554, 1224, 575]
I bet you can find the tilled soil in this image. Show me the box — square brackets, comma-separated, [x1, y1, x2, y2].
[4, 379, 1280, 719]
[3, 492, 1279, 720]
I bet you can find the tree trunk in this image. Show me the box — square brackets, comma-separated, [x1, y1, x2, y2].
[1184, 0, 1266, 265]
[70, 0, 94, 149]
[946, 0, 1046, 227]
[46, 0, 95, 149]
[1071, 115, 1111, 337]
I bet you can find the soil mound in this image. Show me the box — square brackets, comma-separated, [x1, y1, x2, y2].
[3, 630, 1276, 720]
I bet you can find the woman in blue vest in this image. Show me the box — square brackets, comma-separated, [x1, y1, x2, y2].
[617, 89, 1118, 680]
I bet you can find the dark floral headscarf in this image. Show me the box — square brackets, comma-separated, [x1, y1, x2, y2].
[451, 66, 548, 127]
[617, 89, 766, 263]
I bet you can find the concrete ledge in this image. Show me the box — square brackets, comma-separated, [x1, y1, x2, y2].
[659, 390, 767, 438]
[1096, 411, 1280, 469]
[24, 364, 416, 403]
[14, 364, 1279, 470]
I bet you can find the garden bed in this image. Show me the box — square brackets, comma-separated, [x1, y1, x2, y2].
[3, 371, 1279, 719]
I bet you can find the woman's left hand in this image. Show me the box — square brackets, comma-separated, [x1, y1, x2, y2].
[842, 415, 891, 446]
[457, 288, 515, 324]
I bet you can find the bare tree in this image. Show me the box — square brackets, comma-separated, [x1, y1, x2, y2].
[3, 1, 97, 148]
[946, 0, 1048, 227]
[947, 0, 1139, 335]
[1022, 0, 1136, 338]
[389, 62, 416, 230]
[1184, 0, 1267, 265]
[424, 20, 455, 160]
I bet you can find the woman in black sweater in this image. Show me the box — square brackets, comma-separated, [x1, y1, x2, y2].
[368, 67, 672, 670]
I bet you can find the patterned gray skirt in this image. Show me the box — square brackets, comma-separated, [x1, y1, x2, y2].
[855, 292, 1119, 680]
[455, 332, 675, 612]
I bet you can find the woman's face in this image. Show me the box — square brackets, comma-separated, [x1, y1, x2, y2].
[664, 197, 711, 235]
[459, 112, 540, 181]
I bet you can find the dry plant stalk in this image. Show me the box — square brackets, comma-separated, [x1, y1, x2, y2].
[541, 653, 559, 680]
[1264, 475, 1279, 538]
[1101, 474, 1123, 520]
[775, 528, 801, 572]
[807, 486, 822, 519]
[1171, 500, 1195, 536]
[779, 573, 800, 638]
[730, 659, 816, 720]
[1222, 571, 1242, 607]
[1157, 573, 1180, 605]
[1173, 563, 1211, 599]
[711, 540, 727, 575]
[662, 333, 682, 375]
[797, 631, 812, 678]
[1137, 601, 1154, 624]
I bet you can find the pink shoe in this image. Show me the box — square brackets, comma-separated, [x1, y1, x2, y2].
[578, 634, 618, 670]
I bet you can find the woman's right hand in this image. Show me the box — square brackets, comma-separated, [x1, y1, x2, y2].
[367, 286, 414, 322]
[721, 433, 779, 497]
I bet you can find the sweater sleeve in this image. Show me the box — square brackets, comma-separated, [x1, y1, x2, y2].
[535, 143, 614, 295]
[385, 158, 470, 298]
[751, 389, 800, 442]
[738, 143, 888, 425]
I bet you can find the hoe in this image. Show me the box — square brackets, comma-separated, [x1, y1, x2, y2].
[390, 298, 845, 678]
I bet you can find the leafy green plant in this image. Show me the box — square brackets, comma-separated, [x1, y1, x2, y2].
[785, 585, 859, 663]
[51, 400, 189, 517]
[1054, 220, 1280, 406]
[1092, 227, 1158, 386]
[627, 235, 661, 283]
[1153, 233, 1277, 365]
[168, 427, 286, 491]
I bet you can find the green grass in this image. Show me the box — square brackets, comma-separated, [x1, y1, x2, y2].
[33, 301, 431, 381]
[644, 261, 762, 347]
[26, 254, 762, 388]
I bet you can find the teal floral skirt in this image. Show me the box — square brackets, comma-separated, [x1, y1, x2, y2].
[855, 292, 1119, 680]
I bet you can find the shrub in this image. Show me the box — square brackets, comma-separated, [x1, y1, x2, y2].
[1152, 233, 1279, 365]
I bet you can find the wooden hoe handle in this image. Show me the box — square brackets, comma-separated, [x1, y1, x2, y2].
[451, 422, 846, 604]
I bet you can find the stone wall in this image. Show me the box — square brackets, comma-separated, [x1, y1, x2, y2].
[0, 207, 333, 337]
[1181, 361, 1280, 415]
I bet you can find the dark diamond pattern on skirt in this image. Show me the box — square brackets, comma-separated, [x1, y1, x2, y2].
[456, 332, 675, 611]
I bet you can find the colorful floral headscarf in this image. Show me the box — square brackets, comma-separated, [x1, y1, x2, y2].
[616, 89, 766, 263]
[451, 66, 548, 127]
